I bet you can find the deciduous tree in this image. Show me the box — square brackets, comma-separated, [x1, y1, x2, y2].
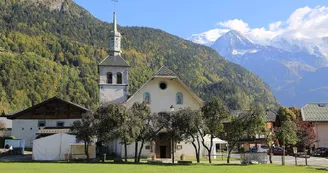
[224, 104, 266, 163]
[70, 111, 96, 162]
[200, 97, 230, 163]
[172, 108, 202, 163]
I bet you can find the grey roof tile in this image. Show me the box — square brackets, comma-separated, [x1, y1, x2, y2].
[99, 55, 130, 67]
[302, 103, 328, 122]
[154, 66, 176, 77]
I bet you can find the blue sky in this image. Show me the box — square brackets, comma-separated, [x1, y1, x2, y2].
[74, 0, 328, 39]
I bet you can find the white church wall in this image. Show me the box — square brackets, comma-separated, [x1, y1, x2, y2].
[125, 77, 202, 112]
[120, 141, 152, 158]
[100, 85, 128, 104]
[12, 119, 80, 148]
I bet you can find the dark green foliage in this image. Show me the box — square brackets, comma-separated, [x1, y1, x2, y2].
[70, 111, 96, 162]
[0, 0, 277, 113]
[200, 97, 231, 163]
[223, 104, 266, 163]
[172, 108, 202, 163]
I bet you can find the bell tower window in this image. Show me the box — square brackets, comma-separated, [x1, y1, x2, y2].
[107, 72, 113, 84]
[117, 72, 122, 84]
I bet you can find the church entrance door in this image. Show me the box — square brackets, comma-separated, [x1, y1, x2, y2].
[160, 146, 167, 158]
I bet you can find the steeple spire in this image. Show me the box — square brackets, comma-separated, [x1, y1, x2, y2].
[113, 12, 117, 33]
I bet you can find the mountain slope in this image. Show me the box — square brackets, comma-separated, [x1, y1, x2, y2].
[0, 0, 278, 112]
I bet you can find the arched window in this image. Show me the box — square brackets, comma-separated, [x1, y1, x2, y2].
[117, 72, 122, 84]
[176, 92, 183, 104]
[144, 92, 151, 104]
[107, 72, 112, 84]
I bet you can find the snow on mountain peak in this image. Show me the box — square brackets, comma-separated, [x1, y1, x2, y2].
[187, 28, 228, 46]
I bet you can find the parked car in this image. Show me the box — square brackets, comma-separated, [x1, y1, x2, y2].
[312, 147, 328, 157]
[272, 147, 288, 155]
[258, 145, 270, 153]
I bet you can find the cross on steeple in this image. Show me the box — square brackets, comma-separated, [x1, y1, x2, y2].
[112, 0, 118, 12]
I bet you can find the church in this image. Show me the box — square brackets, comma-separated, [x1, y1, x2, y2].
[98, 12, 206, 158]
[5, 12, 217, 159]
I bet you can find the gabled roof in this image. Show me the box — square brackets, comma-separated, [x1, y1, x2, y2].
[301, 103, 328, 122]
[7, 97, 88, 120]
[266, 109, 277, 122]
[99, 55, 130, 67]
[153, 66, 176, 77]
[125, 66, 203, 105]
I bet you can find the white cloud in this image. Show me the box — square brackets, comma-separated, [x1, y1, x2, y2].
[190, 6, 328, 45]
[217, 19, 250, 33]
[269, 21, 282, 31]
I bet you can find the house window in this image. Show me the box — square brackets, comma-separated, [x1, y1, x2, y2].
[107, 72, 113, 84]
[144, 92, 151, 104]
[38, 120, 46, 127]
[57, 121, 65, 127]
[176, 92, 183, 104]
[117, 72, 122, 84]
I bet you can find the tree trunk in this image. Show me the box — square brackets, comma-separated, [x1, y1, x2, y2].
[171, 134, 175, 164]
[191, 140, 199, 163]
[208, 136, 214, 163]
[137, 138, 145, 163]
[269, 146, 273, 164]
[124, 141, 128, 163]
[208, 150, 212, 163]
[85, 142, 90, 163]
[196, 136, 201, 163]
[227, 148, 233, 163]
[134, 140, 138, 163]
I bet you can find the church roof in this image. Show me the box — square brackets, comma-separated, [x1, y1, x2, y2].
[153, 66, 176, 77]
[99, 55, 130, 67]
[7, 97, 89, 120]
[125, 66, 204, 105]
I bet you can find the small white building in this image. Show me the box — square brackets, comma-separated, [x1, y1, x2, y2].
[7, 97, 88, 148]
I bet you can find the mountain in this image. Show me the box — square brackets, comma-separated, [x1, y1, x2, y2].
[211, 30, 264, 64]
[277, 67, 328, 106]
[189, 29, 328, 107]
[187, 29, 226, 46]
[0, 0, 278, 113]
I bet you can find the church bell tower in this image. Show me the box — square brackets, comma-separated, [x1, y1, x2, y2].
[98, 12, 129, 105]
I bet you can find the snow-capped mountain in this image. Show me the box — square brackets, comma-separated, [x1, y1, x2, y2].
[270, 34, 325, 58]
[189, 30, 328, 107]
[187, 29, 227, 46]
[211, 30, 262, 58]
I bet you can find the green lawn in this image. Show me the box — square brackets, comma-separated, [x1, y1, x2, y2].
[0, 163, 322, 173]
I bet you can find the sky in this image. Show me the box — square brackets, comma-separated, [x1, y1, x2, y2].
[73, 0, 328, 41]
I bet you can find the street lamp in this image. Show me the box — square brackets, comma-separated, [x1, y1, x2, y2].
[170, 105, 175, 112]
[170, 105, 175, 164]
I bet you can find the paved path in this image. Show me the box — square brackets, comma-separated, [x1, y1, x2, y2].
[271, 155, 328, 166]
[228, 153, 328, 167]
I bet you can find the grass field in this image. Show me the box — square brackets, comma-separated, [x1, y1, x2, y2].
[0, 163, 323, 173]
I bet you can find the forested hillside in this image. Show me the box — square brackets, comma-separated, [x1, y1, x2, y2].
[0, 0, 278, 113]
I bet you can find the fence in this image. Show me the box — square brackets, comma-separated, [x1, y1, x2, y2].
[240, 152, 267, 164]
